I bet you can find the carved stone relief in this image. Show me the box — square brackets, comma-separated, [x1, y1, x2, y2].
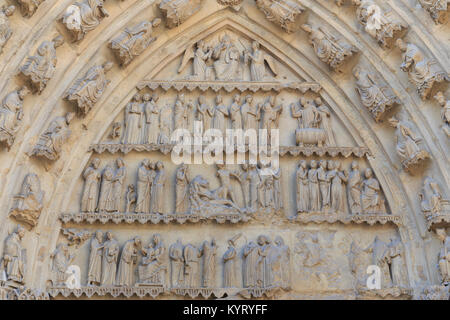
[16, 0, 44, 18]
[0, 5, 15, 54]
[0, 87, 30, 149]
[434, 91, 450, 137]
[19, 35, 64, 94]
[418, 0, 449, 24]
[9, 173, 45, 229]
[255, 0, 304, 34]
[159, 0, 203, 29]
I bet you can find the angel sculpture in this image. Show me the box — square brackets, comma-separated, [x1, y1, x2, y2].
[244, 41, 277, 81]
[178, 40, 214, 80]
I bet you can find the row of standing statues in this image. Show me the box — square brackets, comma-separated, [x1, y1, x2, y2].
[296, 160, 387, 215]
[81, 158, 284, 215]
[52, 232, 291, 290]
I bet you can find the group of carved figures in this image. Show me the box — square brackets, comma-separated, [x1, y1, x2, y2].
[177, 162, 283, 215]
[119, 92, 286, 145]
[81, 158, 167, 214]
[179, 37, 278, 82]
[54, 232, 290, 290]
[350, 236, 409, 289]
[296, 160, 386, 215]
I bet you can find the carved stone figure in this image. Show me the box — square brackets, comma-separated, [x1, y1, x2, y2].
[291, 98, 331, 147]
[273, 167, 283, 211]
[174, 93, 189, 131]
[65, 62, 113, 115]
[354, 0, 407, 49]
[243, 241, 258, 288]
[179, 40, 214, 80]
[353, 66, 399, 122]
[434, 91, 450, 137]
[183, 243, 201, 288]
[16, 0, 44, 17]
[255, 0, 304, 33]
[301, 24, 358, 70]
[0, 87, 29, 149]
[98, 165, 115, 212]
[436, 228, 449, 284]
[418, 0, 449, 24]
[122, 94, 144, 145]
[366, 236, 392, 288]
[386, 237, 408, 288]
[0, 6, 15, 54]
[125, 184, 136, 213]
[274, 236, 290, 289]
[62, 0, 109, 42]
[87, 231, 103, 286]
[229, 94, 243, 131]
[212, 95, 229, 136]
[419, 176, 442, 216]
[112, 158, 126, 212]
[201, 239, 217, 288]
[159, 0, 203, 29]
[51, 244, 74, 287]
[361, 168, 386, 214]
[81, 158, 101, 213]
[388, 116, 430, 171]
[212, 34, 242, 81]
[169, 239, 184, 287]
[151, 161, 166, 214]
[20, 35, 64, 94]
[109, 19, 161, 66]
[247, 163, 261, 212]
[396, 39, 448, 100]
[135, 160, 153, 213]
[116, 237, 141, 286]
[315, 98, 336, 146]
[256, 235, 272, 288]
[261, 95, 282, 142]
[328, 160, 348, 213]
[175, 164, 190, 214]
[348, 161, 362, 215]
[101, 231, 119, 286]
[138, 234, 166, 286]
[241, 95, 260, 144]
[308, 160, 321, 212]
[197, 96, 214, 132]
[1, 225, 26, 283]
[31, 112, 75, 161]
[296, 160, 309, 213]
[244, 41, 277, 81]
[9, 173, 45, 228]
[223, 235, 239, 288]
[159, 103, 172, 144]
[317, 160, 330, 210]
[143, 93, 160, 144]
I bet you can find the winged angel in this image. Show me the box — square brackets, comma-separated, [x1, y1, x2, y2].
[178, 36, 277, 81]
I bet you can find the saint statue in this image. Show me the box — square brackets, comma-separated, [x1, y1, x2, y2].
[0, 87, 29, 149]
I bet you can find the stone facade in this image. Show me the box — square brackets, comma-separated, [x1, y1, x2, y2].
[0, 0, 448, 300]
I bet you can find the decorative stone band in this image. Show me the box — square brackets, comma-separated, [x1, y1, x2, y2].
[136, 80, 322, 93]
[291, 212, 403, 227]
[357, 287, 413, 299]
[47, 286, 285, 299]
[59, 212, 251, 225]
[88, 143, 371, 158]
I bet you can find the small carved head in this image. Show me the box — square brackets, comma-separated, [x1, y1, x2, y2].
[396, 38, 406, 52]
[252, 41, 260, 50]
[156, 161, 164, 170]
[299, 160, 307, 169]
[143, 93, 151, 102]
[5, 5, 15, 16]
[152, 18, 162, 28]
[310, 160, 317, 168]
[52, 35, 65, 48]
[434, 91, 446, 106]
[365, 168, 373, 178]
[178, 93, 185, 102]
[133, 93, 141, 102]
[275, 236, 284, 246]
[314, 97, 322, 106]
[327, 160, 334, 169]
[116, 157, 125, 168]
[16, 225, 26, 239]
[152, 234, 161, 246]
[351, 161, 359, 170]
[245, 95, 253, 103]
[301, 24, 312, 34]
[102, 61, 114, 72]
[92, 158, 101, 169]
[257, 235, 266, 245]
[134, 236, 142, 247]
[436, 228, 448, 242]
[65, 112, 75, 125]
[105, 231, 113, 241]
[352, 66, 362, 79]
[95, 230, 103, 241]
[233, 94, 241, 103]
[18, 86, 30, 99]
[388, 116, 399, 128]
[319, 160, 326, 168]
[216, 95, 223, 104]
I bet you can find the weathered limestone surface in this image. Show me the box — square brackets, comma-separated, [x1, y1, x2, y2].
[0, 0, 448, 300]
